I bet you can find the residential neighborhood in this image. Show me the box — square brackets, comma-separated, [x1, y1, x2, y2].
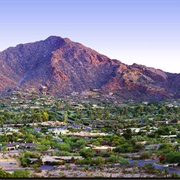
[0, 89, 179, 178]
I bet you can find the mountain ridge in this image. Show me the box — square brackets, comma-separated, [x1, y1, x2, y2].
[0, 36, 179, 100]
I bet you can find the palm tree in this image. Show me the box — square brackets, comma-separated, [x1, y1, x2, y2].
[1, 146, 7, 157]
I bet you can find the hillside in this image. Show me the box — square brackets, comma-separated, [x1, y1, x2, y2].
[0, 36, 179, 100]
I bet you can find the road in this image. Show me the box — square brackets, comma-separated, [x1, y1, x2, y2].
[3, 149, 179, 175]
[128, 159, 180, 174]
[5, 159, 180, 175]
[39, 159, 180, 174]
[5, 167, 33, 173]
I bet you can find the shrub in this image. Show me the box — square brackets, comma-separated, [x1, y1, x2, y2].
[34, 168, 42, 173]
[75, 158, 91, 165]
[93, 157, 105, 166]
[100, 150, 111, 157]
[163, 151, 180, 164]
[119, 157, 129, 165]
[84, 165, 89, 170]
[59, 151, 71, 156]
[65, 163, 70, 169]
[59, 171, 65, 177]
[79, 148, 95, 158]
[144, 163, 155, 173]
[140, 151, 151, 159]
[114, 143, 133, 153]
[0, 168, 13, 178]
[170, 172, 179, 178]
[107, 155, 120, 163]
[158, 143, 173, 153]
[12, 169, 30, 178]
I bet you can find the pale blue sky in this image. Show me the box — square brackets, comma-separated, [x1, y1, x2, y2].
[0, 0, 179, 73]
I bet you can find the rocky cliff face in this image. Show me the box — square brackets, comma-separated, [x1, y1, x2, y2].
[0, 36, 179, 100]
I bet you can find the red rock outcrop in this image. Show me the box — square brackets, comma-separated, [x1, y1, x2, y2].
[0, 36, 179, 100]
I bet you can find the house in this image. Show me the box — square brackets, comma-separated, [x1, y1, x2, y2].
[145, 144, 160, 151]
[92, 89, 100, 92]
[41, 122, 50, 126]
[17, 138, 24, 143]
[29, 158, 39, 164]
[45, 149, 60, 155]
[136, 141, 147, 145]
[71, 91, 79, 96]
[138, 120, 145, 126]
[91, 146, 116, 153]
[6, 132, 13, 135]
[57, 156, 83, 163]
[41, 86, 47, 95]
[41, 155, 83, 165]
[160, 135, 177, 141]
[6, 143, 19, 151]
[19, 143, 38, 149]
[53, 138, 63, 143]
[73, 104, 84, 109]
[41, 155, 63, 165]
[157, 120, 169, 125]
[100, 140, 113, 146]
[66, 131, 108, 137]
[48, 128, 69, 135]
[109, 92, 113, 96]
[34, 128, 41, 133]
[1, 127, 19, 133]
[130, 128, 141, 133]
[2, 124, 8, 127]
[150, 127, 158, 130]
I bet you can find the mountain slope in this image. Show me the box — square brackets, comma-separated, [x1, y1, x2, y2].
[0, 36, 179, 100]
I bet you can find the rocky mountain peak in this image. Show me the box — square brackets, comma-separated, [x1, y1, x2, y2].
[0, 36, 179, 100]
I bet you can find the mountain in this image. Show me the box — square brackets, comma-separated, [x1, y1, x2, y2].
[0, 36, 179, 100]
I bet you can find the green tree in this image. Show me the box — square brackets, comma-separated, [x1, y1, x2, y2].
[63, 112, 68, 123]
[12, 169, 30, 178]
[79, 148, 95, 158]
[158, 143, 173, 153]
[87, 110, 92, 117]
[74, 139, 87, 149]
[107, 155, 120, 163]
[140, 151, 151, 159]
[1, 146, 7, 156]
[24, 134, 35, 143]
[123, 129, 132, 140]
[93, 157, 105, 166]
[43, 112, 49, 121]
[119, 157, 129, 165]
[32, 112, 42, 122]
[104, 110, 110, 119]
[114, 143, 133, 153]
[34, 145, 48, 153]
[144, 163, 155, 174]
[100, 150, 111, 157]
[0, 168, 12, 178]
[40, 127, 48, 134]
[163, 151, 180, 164]
[57, 142, 70, 152]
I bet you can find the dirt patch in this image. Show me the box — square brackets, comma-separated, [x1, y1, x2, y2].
[0, 154, 21, 170]
[31, 167, 155, 178]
